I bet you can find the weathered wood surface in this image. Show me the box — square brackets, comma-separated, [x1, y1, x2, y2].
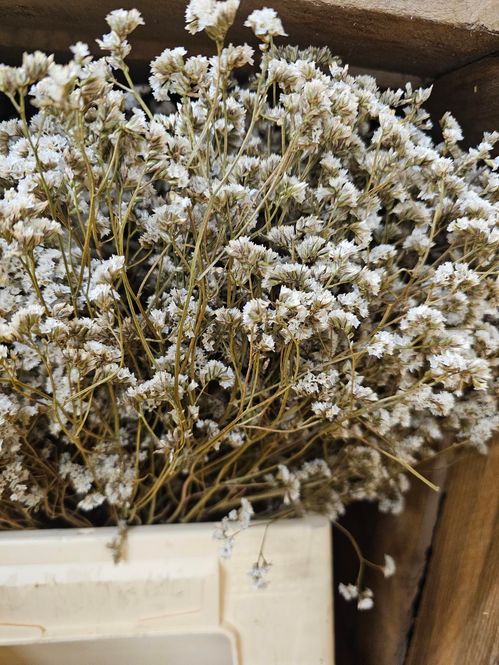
[334, 460, 447, 665]
[429, 55, 499, 147]
[335, 444, 499, 665]
[405, 444, 499, 665]
[0, 0, 498, 78]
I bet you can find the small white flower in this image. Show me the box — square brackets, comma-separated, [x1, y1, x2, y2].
[185, 0, 240, 41]
[367, 332, 405, 358]
[242, 298, 271, 331]
[401, 305, 445, 335]
[69, 42, 91, 64]
[199, 359, 235, 389]
[105, 9, 144, 38]
[277, 464, 300, 504]
[357, 588, 374, 610]
[91, 255, 125, 284]
[244, 7, 287, 41]
[383, 554, 396, 578]
[248, 559, 272, 590]
[312, 401, 340, 421]
[78, 492, 106, 511]
[338, 583, 358, 601]
[213, 498, 254, 559]
[149, 47, 187, 100]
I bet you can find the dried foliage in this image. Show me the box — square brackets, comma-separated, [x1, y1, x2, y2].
[0, 1, 497, 580]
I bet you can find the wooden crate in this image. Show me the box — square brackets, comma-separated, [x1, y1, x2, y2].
[0, 2, 497, 663]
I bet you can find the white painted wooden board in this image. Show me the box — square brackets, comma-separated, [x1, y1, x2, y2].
[0, 517, 334, 665]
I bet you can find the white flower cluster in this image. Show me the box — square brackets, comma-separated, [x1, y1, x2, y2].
[0, 2, 496, 542]
[213, 497, 254, 558]
[338, 582, 374, 610]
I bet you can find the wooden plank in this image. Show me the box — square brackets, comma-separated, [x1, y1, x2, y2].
[334, 460, 446, 665]
[428, 55, 499, 147]
[405, 444, 499, 665]
[0, 1, 497, 78]
[335, 0, 499, 31]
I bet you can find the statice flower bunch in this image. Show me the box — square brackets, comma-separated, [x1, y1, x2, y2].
[0, 0, 497, 555]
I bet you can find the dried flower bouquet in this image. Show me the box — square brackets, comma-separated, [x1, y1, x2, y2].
[0, 0, 497, 598]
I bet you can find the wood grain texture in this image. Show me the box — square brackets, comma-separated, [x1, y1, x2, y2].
[405, 444, 499, 665]
[0, 0, 498, 78]
[429, 55, 499, 147]
[334, 461, 447, 665]
[332, 0, 499, 31]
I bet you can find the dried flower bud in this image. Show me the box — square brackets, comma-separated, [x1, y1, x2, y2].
[105, 8, 144, 38]
[245, 7, 287, 41]
[185, 0, 240, 42]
